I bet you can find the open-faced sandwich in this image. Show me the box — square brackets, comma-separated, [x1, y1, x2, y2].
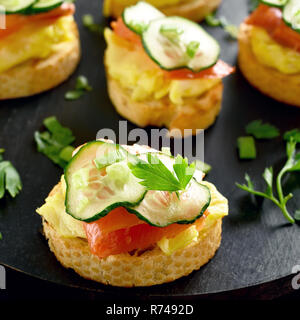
[238, 0, 300, 107]
[37, 140, 228, 287]
[104, 2, 234, 135]
[103, 0, 222, 22]
[0, 0, 80, 100]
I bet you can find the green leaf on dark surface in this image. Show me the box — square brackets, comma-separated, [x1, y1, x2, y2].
[0, 158, 22, 200]
[34, 117, 76, 169]
[284, 129, 300, 143]
[246, 120, 280, 139]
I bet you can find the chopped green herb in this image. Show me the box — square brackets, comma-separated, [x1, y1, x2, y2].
[0, 150, 22, 200]
[194, 160, 212, 174]
[160, 25, 183, 45]
[186, 41, 200, 58]
[205, 13, 222, 27]
[65, 75, 92, 101]
[82, 14, 103, 34]
[283, 129, 300, 143]
[295, 210, 300, 221]
[236, 135, 300, 224]
[34, 117, 75, 169]
[0, 232, 2, 240]
[129, 153, 195, 192]
[65, 90, 83, 101]
[59, 146, 75, 163]
[246, 120, 280, 139]
[204, 13, 238, 39]
[237, 136, 257, 159]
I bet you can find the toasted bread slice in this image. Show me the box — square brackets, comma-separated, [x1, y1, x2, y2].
[43, 210, 222, 287]
[238, 23, 300, 107]
[107, 76, 223, 135]
[0, 20, 80, 100]
[103, 0, 221, 21]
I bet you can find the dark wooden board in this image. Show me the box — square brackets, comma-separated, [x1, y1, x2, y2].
[0, 0, 299, 298]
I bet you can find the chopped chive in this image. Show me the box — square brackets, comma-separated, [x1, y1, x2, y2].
[237, 136, 257, 159]
[59, 146, 75, 163]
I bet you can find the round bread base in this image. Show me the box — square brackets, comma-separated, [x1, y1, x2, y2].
[0, 21, 80, 100]
[43, 218, 222, 287]
[238, 23, 300, 108]
[107, 76, 223, 135]
[104, 0, 221, 21]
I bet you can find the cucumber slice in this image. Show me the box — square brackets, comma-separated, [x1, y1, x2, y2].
[142, 17, 220, 72]
[128, 179, 211, 227]
[283, 0, 300, 32]
[0, 0, 36, 13]
[65, 141, 146, 222]
[122, 1, 165, 35]
[260, 0, 288, 7]
[31, 0, 63, 13]
[65, 141, 211, 226]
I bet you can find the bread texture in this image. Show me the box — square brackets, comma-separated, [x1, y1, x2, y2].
[0, 20, 80, 100]
[107, 76, 223, 135]
[238, 23, 300, 107]
[104, 0, 221, 21]
[43, 216, 222, 287]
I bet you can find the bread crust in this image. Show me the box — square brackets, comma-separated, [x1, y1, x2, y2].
[43, 217, 222, 287]
[107, 76, 223, 135]
[238, 23, 300, 107]
[0, 20, 80, 100]
[104, 0, 221, 21]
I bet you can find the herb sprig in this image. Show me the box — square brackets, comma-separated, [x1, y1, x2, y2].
[129, 153, 195, 192]
[236, 130, 300, 224]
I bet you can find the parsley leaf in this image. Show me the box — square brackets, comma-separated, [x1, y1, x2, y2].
[246, 120, 280, 139]
[0, 152, 22, 200]
[129, 153, 195, 192]
[34, 117, 75, 169]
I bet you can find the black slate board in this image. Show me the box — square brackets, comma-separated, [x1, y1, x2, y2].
[0, 0, 300, 298]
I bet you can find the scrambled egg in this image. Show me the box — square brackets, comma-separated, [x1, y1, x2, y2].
[104, 0, 184, 16]
[250, 26, 300, 74]
[157, 181, 228, 255]
[0, 16, 75, 74]
[104, 28, 220, 104]
[37, 178, 228, 254]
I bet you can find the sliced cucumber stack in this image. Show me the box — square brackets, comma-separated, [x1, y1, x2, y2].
[0, 0, 37, 13]
[123, 1, 165, 35]
[65, 141, 211, 227]
[65, 141, 147, 222]
[31, 0, 64, 13]
[260, 0, 288, 8]
[142, 17, 220, 72]
[283, 0, 300, 32]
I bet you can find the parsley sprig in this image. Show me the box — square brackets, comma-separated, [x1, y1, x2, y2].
[236, 130, 300, 224]
[0, 149, 22, 200]
[129, 153, 195, 192]
[246, 120, 280, 139]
